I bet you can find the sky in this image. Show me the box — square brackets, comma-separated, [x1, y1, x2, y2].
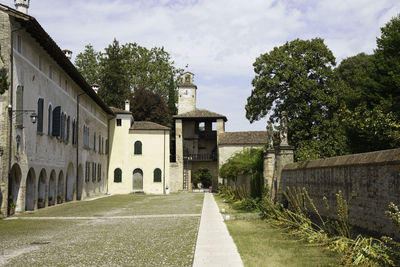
[4, 0, 400, 131]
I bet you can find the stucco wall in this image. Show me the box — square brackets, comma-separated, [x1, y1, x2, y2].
[280, 148, 400, 237]
[108, 117, 170, 195]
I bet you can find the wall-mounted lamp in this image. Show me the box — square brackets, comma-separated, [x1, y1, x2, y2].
[7, 104, 37, 124]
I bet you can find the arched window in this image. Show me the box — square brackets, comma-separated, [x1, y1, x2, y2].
[114, 168, 122, 183]
[153, 168, 161, 183]
[37, 98, 44, 133]
[48, 104, 52, 135]
[134, 141, 142, 155]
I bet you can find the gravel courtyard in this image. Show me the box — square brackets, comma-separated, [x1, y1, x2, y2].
[0, 193, 204, 266]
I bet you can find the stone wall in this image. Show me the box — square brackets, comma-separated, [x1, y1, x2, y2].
[280, 148, 400, 237]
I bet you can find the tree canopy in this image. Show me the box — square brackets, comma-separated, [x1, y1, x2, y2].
[246, 38, 348, 161]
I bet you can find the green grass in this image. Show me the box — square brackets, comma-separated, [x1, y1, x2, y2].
[214, 194, 256, 215]
[0, 193, 204, 266]
[226, 219, 340, 267]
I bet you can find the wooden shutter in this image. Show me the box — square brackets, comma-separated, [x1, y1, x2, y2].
[134, 141, 142, 155]
[16, 85, 23, 127]
[154, 168, 161, 182]
[52, 106, 61, 137]
[37, 98, 44, 132]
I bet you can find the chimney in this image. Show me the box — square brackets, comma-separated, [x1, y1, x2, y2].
[63, 49, 72, 60]
[92, 84, 99, 94]
[14, 0, 29, 14]
[125, 100, 130, 111]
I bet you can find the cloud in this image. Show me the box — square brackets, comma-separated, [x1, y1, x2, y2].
[4, 0, 399, 131]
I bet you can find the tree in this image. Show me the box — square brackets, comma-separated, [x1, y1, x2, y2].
[75, 44, 100, 86]
[98, 39, 130, 109]
[167, 73, 177, 116]
[193, 167, 212, 189]
[129, 88, 170, 126]
[246, 38, 348, 161]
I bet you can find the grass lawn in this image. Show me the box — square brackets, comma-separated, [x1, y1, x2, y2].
[214, 195, 340, 267]
[0, 193, 204, 266]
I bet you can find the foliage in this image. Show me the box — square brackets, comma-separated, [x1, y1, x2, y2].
[192, 167, 212, 188]
[75, 44, 100, 86]
[129, 88, 170, 126]
[218, 184, 250, 203]
[98, 39, 131, 109]
[246, 38, 348, 161]
[9, 201, 16, 209]
[167, 73, 177, 117]
[0, 67, 9, 95]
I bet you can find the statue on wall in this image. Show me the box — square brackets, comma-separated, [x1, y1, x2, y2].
[266, 120, 274, 149]
[280, 111, 289, 146]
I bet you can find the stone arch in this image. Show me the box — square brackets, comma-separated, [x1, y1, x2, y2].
[133, 168, 143, 191]
[66, 163, 75, 202]
[57, 171, 64, 204]
[77, 164, 83, 200]
[48, 170, 56, 206]
[37, 169, 47, 209]
[8, 164, 22, 214]
[25, 168, 36, 211]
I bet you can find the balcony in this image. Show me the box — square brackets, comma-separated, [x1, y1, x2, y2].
[197, 131, 217, 140]
[184, 153, 217, 162]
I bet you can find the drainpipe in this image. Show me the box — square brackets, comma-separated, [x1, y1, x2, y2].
[106, 116, 113, 194]
[163, 129, 166, 194]
[76, 92, 85, 200]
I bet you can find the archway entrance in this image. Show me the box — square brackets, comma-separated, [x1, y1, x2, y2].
[66, 163, 74, 202]
[48, 170, 56, 206]
[8, 164, 21, 215]
[38, 169, 47, 209]
[77, 164, 83, 200]
[57, 171, 64, 204]
[132, 169, 143, 191]
[25, 168, 36, 211]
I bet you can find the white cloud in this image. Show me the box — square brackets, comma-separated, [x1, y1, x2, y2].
[3, 0, 399, 131]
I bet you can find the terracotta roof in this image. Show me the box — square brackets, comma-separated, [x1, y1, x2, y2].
[218, 131, 267, 145]
[110, 107, 132, 114]
[174, 109, 227, 121]
[130, 121, 170, 130]
[0, 4, 114, 115]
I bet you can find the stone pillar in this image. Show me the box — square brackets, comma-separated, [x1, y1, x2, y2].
[216, 119, 225, 134]
[175, 119, 184, 190]
[273, 146, 294, 201]
[263, 149, 275, 190]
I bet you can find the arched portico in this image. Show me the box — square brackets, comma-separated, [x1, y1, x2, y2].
[8, 164, 22, 215]
[48, 170, 56, 206]
[25, 168, 36, 211]
[37, 169, 47, 209]
[66, 163, 74, 202]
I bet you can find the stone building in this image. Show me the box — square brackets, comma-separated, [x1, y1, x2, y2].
[0, 2, 112, 215]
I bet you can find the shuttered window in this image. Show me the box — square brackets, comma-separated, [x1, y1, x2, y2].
[48, 105, 52, 135]
[52, 106, 61, 137]
[16, 85, 23, 127]
[66, 116, 70, 142]
[114, 168, 122, 183]
[153, 168, 162, 183]
[134, 141, 142, 155]
[37, 98, 44, 132]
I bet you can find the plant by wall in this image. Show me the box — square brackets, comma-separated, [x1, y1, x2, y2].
[192, 167, 212, 188]
[0, 68, 9, 95]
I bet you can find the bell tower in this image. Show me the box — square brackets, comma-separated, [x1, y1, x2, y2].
[14, 0, 30, 14]
[178, 72, 197, 114]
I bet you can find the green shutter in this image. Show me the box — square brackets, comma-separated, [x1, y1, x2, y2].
[134, 141, 142, 155]
[52, 106, 61, 137]
[37, 98, 44, 132]
[16, 85, 23, 126]
[114, 168, 122, 183]
[153, 168, 161, 182]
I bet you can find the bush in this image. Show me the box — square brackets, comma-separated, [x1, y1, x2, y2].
[192, 167, 212, 188]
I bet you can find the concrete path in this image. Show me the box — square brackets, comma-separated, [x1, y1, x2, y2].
[193, 193, 244, 267]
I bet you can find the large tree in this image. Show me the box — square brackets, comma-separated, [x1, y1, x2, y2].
[75, 44, 100, 86]
[129, 88, 170, 126]
[97, 39, 130, 109]
[246, 38, 348, 161]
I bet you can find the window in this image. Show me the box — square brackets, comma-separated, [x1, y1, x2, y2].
[134, 141, 142, 155]
[97, 164, 101, 182]
[37, 98, 44, 133]
[52, 106, 62, 137]
[16, 85, 23, 127]
[185, 74, 190, 83]
[199, 122, 205, 131]
[114, 168, 122, 183]
[98, 135, 101, 154]
[72, 119, 76, 144]
[105, 139, 109, 154]
[66, 116, 70, 142]
[17, 35, 22, 53]
[85, 162, 90, 182]
[94, 132, 96, 152]
[92, 162, 96, 182]
[116, 119, 122, 126]
[153, 168, 162, 183]
[60, 112, 64, 140]
[48, 105, 52, 135]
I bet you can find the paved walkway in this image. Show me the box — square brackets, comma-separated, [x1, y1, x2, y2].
[193, 193, 244, 267]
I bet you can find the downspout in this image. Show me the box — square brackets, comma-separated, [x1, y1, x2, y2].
[106, 116, 113, 194]
[76, 92, 85, 200]
[163, 130, 166, 194]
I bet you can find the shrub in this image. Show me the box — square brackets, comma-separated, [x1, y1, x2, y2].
[192, 167, 212, 188]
